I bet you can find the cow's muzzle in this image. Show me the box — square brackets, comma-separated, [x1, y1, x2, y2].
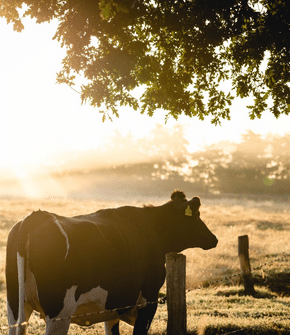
[202, 235, 218, 250]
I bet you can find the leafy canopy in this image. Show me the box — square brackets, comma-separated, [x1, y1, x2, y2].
[1, 0, 290, 123]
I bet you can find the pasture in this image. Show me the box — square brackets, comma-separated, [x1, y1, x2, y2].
[0, 195, 290, 334]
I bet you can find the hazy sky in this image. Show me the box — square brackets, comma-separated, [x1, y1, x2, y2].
[1, 16, 290, 174]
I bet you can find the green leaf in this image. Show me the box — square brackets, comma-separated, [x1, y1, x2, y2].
[100, 2, 112, 20]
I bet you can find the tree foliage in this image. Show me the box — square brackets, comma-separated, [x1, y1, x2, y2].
[1, 0, 290, 122]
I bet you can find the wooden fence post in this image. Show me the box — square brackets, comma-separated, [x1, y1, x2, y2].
[166, 252, 187, 335]
[238, 235, 256, 296]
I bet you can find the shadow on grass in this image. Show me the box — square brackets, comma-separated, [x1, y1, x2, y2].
[215, 287, 275, 299]
[215, 272, 290, 298]
[254, 272, 290, 297]
[186, 328, 290, 335]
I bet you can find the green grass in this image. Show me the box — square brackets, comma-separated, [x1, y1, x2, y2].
[1, 196, 290, 334]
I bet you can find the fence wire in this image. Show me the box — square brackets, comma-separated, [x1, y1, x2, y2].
[1, 252, 290, 332]
[186, 252, 290, 294]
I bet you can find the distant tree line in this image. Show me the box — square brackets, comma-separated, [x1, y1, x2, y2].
[187, 131, 290, 195]
[58, 125, 290, 197]
[104, 128, 290, 196]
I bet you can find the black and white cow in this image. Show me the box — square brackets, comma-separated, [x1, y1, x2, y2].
[6, 190, 218, 335]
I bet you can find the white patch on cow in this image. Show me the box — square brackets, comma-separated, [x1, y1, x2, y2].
[48, 285, 114, 326]
[52, 217, 70, 259]
[76, 286, 108, 307]
[51, 286, 79, 320]
[7, 300, 17, 335]
[44, 286, 149, 330]
[17, 252, 26, 327]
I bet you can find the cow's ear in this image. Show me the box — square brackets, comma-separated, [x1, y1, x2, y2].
[187, 197, 201, 214]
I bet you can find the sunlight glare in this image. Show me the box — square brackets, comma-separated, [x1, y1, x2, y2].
[8, 166, 66, 198]
[1, 15, 290, 199]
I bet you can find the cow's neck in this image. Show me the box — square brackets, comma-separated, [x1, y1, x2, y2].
[145, 204, 182, 256]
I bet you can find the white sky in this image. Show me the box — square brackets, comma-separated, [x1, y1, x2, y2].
[1, 16, 290, 173]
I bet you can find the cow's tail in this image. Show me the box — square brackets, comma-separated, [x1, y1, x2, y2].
[16, 210, 48, 332]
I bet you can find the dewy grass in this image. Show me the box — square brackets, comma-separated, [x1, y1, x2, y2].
[185, 286, 290, 334]
[1, 197, 290, 334]
[2, 286, 288, 335]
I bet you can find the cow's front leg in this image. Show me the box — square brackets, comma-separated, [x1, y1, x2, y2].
[104, 319, 120, 335]
[133, 303, 157, 335]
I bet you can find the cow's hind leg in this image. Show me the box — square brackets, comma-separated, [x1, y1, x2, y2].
[7, 301, 32, 335]
[7, 300, 17, 335]
[7, 317, 30, 335]
[133, 303, 157, 335]
[45, 318, 71, 335]
[104, 319, 120, 335]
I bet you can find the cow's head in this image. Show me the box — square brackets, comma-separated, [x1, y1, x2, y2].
[167, 190, 218, 252]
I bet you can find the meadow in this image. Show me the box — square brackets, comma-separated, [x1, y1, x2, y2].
[0, 195, 290, 334]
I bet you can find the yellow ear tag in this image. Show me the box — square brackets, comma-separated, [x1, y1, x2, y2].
[185, 205, 192, 216]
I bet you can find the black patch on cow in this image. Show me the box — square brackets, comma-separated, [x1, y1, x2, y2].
[111, 322, 120, 335]
[133, 303, 158, 334]
[28, 214, 69, 318]
[116, 306, 133, 316]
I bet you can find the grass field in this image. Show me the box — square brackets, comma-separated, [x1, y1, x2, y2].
[0, 195, 290, 334]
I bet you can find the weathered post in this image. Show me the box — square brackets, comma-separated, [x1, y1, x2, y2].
[238, 235, 256, 296]
[166, 252, 187, 335]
